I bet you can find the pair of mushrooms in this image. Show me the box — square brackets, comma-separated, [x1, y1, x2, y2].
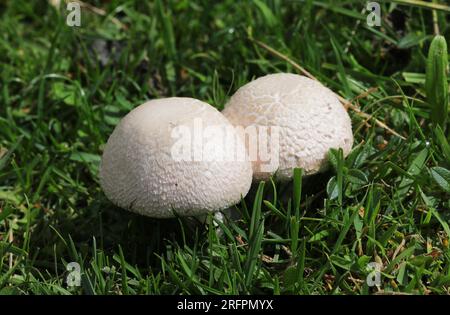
[100, 73, 353, 218]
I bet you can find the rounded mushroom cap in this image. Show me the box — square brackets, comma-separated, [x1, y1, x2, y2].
[100, 97, 253, 218]
[222, 73, 353, 181]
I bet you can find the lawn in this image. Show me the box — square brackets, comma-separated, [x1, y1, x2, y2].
[1, 0, 450, 295]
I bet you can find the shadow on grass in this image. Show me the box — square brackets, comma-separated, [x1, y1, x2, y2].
[29, 195, 207, 271]
[28, 171, 332, 272]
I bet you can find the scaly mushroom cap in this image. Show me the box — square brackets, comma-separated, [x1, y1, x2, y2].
[222, 73, 353, 181]
[100, 97, 253, 218]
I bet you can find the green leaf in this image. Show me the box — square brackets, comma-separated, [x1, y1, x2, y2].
[0, 191, 20, 206]
[432, 275, 450, 287]
[409, 255, 433, 267]
[283, 265, 298, 288]
[347, 169, 368, 186]
[396, 262, 407, 285]
[434, 125, 450, 161]
[69, 152, 101, 164]
[397, 33, 429, 49]
[51, 82, 77, 106]
[385, 245, 416, 274]
[353, 212, 363, 239]
[329, 254, 353, 270]
[396, 148, 429, 199]
[356, 255, 371, 269]
[308, 230, 329, 242]
[328, 148, 339, 171]
[431, 208, 450, 238]
[70, 152, 101, 175]
[0, 207, 12, 222]
[430, 167, 450, 192]
[326, 176, 338, 200]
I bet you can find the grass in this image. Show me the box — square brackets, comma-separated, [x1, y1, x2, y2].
[1, 0, 450, 295]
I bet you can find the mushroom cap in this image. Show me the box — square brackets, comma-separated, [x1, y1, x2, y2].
[100, 97, 253, 218]
[222, 73, 353, 181]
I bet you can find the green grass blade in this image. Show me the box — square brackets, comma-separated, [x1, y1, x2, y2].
[425, 35, 448, 128]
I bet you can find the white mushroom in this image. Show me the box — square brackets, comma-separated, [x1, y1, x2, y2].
[222, 73, 353, 181]
[100, 97, 253, 218]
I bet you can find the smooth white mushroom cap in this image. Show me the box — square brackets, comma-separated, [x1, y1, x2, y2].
[222, 73, 353, 181]
[100, 97, 253, 218]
